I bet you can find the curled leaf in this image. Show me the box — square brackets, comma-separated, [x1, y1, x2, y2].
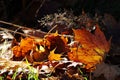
[12, 46, 22, 57]
[32, 46, 49, 62]
[12, 37, 35, 58]
[45, 33, 68, 53]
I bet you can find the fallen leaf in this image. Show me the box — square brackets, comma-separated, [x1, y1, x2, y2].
[48, 49, 62, 61]
[68, 24, 110, 71]
[20, 38, 35, 57]
[12, 46, 22, 57]
[45, 33, 68, 53]
[0, 31, 14, 39]
[12, 37, 35, 57]
[32, 46, 49, 62]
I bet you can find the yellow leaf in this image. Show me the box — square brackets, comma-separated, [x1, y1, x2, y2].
[48, 49, 62, 61]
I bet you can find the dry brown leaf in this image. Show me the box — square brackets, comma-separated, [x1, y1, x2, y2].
[32, 46, 50, 62]
[45, 32, 68, 53]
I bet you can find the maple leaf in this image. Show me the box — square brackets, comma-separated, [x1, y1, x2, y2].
[48, 49, 62, 61]
[68, 24, 110, 71]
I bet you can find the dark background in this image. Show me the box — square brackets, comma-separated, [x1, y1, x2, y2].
[0, 0, 120, 26]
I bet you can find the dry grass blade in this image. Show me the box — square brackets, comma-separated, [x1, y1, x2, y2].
[0, 58, 30, 68]
[0, 40, 13, 59]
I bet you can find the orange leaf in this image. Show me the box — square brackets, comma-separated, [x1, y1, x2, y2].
[12, 46, 22, 57]
[35, 38, 51, 49]
[20, 38, 35, 50]
[48, 49, 62, 61]
[68, 24, 110, 71]
[73, 25, 110, 56]
[12, 37, 36, 58]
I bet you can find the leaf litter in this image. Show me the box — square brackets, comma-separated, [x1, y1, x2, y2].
[0, 11, 120, 80]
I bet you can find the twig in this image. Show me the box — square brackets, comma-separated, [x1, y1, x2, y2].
[0, 20, 34, 30]
[0, 20, 47, 35]
[47, 25, 57, 34]
[35, 0, 46, 18]
[0, 27, 40, 39]
[0, 20, 74, 38]
[89, 72, 92, 80]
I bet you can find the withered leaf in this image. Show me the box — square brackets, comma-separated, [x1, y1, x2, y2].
[68, 24, 110, 71]
[12, 37, 35, 58]
[45, 32, 68, 53]
[48, 49, 62, 61]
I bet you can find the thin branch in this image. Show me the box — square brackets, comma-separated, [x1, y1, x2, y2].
[0, 27, 40, 39]
[0, 20, 47, 34]
[0, 20, 34, 30]
[47, 25, 57, 34]
[0, 20, 74, 38]
[35, 0, 46, 18]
